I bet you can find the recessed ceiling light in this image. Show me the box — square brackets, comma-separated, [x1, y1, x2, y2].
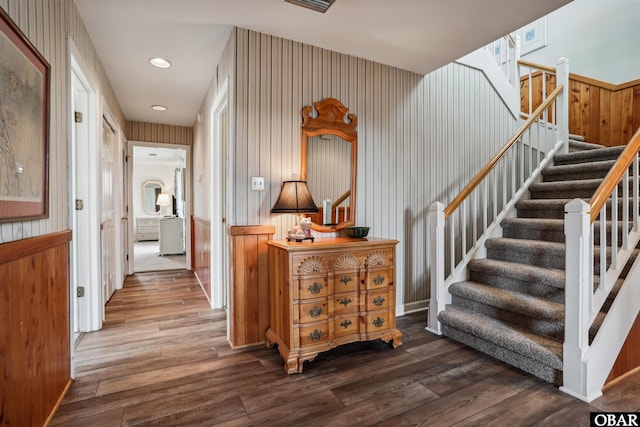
[151, 105, 167, 111]
[149, 57, 171, 68]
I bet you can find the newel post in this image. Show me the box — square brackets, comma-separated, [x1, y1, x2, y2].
[556, 57, 570, 154]
[427, 202, 446, 334]
[561, 198, 592, 400]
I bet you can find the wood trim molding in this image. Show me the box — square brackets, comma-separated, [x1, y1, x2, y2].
[227, 225, 276, 236]
[0, 229, 72, 265]
[192, 215, 212, 225]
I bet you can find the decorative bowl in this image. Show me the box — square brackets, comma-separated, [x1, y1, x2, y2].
[344, 226, 370, 238]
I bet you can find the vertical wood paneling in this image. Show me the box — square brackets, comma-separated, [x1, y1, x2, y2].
[0, 230, 71, 426]
[522, 72, 640, 146]
[126, 121, 193, 145]
[213, 28, 515, 307]
[607, 312, 640, 383]
[191, 215, 211, 301]
[227, 225, 274, 348]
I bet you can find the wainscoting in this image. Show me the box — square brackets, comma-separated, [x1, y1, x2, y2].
[521, 72, 640, 146]
[0, 230, 72, 426]
[191, 215, 211, 301]
[227, 225, 275, 348]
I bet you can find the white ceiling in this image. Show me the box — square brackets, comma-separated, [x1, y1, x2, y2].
[74, 0, 572, 127]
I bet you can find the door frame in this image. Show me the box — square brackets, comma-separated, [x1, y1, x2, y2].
[128, 140, 192, 274]
[68, 40, 102, 350]
[210, 78, 230, 311]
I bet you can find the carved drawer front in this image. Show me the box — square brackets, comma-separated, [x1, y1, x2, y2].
[334, 271, 359, 293]
[299, 322, 329, 346]
[298, 277, 328, 300]
[364, 311, 390, 333]
[334, 315, 359, 338]
[333, 292, 358, 316]
[363, 270, 391, 290]
[298, 300, 329, 323]
[365, 289, 390, 311]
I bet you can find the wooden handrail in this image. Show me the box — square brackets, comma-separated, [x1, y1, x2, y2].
[332, 189, 351, 209]
[444, 85, 564, 219]
[517, 59, 556, 74]
[589, 127, 640, 223]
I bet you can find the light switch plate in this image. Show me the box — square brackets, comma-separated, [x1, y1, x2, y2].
[251, 176, 265, 191]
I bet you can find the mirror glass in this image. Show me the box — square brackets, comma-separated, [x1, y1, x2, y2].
[300, 98, 357, 232]
[142, 180, 164, 215]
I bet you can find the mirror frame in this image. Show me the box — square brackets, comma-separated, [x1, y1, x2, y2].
[300, 98, 357, 232]
[141, 179, 164, 215]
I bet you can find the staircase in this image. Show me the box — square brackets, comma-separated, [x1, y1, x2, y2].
[437, 136, 629, 385]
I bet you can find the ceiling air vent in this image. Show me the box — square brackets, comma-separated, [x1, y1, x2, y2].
[285, 0, 336, 13]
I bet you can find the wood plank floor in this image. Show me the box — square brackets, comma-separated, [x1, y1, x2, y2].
[50, 270, 640, 426]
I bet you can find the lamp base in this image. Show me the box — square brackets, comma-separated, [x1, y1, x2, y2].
[287, 236, 315, 243]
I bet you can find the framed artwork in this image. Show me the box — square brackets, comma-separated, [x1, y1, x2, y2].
[518, 17, 547, 55]
[0, 7, 50, 222]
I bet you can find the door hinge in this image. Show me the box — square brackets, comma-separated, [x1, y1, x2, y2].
[75, 111, 83, 123]
[75, 199, 84, 210]
[77, 286, 85, 297]
[126, 254, 129, 261]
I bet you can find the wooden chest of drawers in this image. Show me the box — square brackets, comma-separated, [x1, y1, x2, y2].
[266, 237, 402, 373]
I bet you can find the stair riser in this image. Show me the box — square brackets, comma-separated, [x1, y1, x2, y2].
[502, 225, 624, 244]
[542, 170, 612, 182]
[517, 204, 638, 220]
[553, 153, 624, 166]
[451, 295, 565, 340]
[487, 247, 565, 269]
[468, 270, 565, 302]
[440, 325, 562, 385]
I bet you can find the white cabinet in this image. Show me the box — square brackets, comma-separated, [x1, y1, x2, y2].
[136, 217, 159, 241]
[159, 217, 185, 255]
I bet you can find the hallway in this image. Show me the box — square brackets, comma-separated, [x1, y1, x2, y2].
[50, 271, 640, 426]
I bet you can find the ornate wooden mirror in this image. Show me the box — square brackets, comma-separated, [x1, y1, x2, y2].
[141, 179, 164, 215]
[300, 98, 357, 232]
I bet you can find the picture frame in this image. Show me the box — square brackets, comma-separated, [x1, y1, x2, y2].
[0, 7, 50, 223]
[517, 17, 547, 55]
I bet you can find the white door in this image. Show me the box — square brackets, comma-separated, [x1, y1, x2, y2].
[120, 145, 129, 281]
[101, 118, 116, 303]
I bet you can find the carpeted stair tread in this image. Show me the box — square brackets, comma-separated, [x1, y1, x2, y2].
[529, 177, 633, 199]
[554, 145, 625, 165]
[449, 281, 564, 321]
[468, 258, 566, 290]
[568, 139, 606, 151]
[502, 217, 626, 243]
[541, 159, 616, 182]
[486, 237, 566, 269]
[438, 305, 563, 370]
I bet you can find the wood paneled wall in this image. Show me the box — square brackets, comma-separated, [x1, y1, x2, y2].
[607, 312, 640, 384]
[521, 72, 640, 146]
[0, 230, 71, 426]
[0, 0, 125, 244]
[127, 121, 194, 146]
[192, 215, 211, 301]
[227, 225, 275, 348]
[211, 28, 516, 308]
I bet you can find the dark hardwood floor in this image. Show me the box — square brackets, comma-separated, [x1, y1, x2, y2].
[50, 270, 640, 426]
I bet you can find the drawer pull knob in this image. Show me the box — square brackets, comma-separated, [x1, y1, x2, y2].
[373, 275, 385, 286]
[340, 275, 352, 285]
[308, 282, 323, 294]
[373, 317, 385, 328]
[373, 296, 385, 306]
[339, 297, 352, 307]
[309, 329, 324, 341]
[340, 319, 352, 329]
[309, 306, 323, 318]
